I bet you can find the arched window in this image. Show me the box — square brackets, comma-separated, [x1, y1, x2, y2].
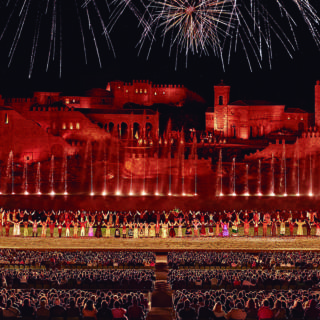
[62, 123, 66, 130]
[69, 123, 73, 130]
[76, 123, 80, 130]
[219, 96, 223, 105]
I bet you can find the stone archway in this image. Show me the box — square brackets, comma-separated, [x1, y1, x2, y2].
[146, 122, 153, 138]
[109, 122, 114, 133]
[121, 122, 128, 139]
[133, 122, 140, 139]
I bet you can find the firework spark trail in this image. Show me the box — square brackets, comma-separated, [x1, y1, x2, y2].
[110, 0, 320, 68]
[89, 0, 115, 57]
[86, 6, 102, 68]
[0, 0, 114, 77]
[74, 0, 88, 64]
[8, 0, 31, 68]
[28, 9, 41, 78]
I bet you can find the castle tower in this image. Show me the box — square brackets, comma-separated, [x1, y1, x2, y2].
[214, 80, 230, 136]
[315, 80, 320, 129]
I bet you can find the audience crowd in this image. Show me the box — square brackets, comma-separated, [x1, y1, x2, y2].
[174, 288, 320, 320]
[0, 250, 156, 268]
[168, 269, 320, 291]
[0, 269, 155, 291]
[0, 288, 148, 319]
[168, 251, 320, 269]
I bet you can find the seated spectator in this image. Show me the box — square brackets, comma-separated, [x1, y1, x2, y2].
[290, 300, 305, 320]
[212, 302, 227, 320]
[66, 297, 81, 318]
[49, 297, 66, 319]
[20, 298, 35, 318]
[127, 297, 145, 320]
[198, 299, 214, 320]
[226, 302, 246, 320]
[36, 298, 50, 319]
[272, 299, 286, 320]
[112, 300, 127, 319]
[257, 299, 274, 320]
[2, 299, 20, 319]
[245, 298, 258, 320]
[83, 299, 98, 319]
[97, 300, 113, 320]
[178, 299, 197, 320]
[304, 299, 320, 320]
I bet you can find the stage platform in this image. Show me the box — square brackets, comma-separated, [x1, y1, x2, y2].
[0, 236, 319, 251]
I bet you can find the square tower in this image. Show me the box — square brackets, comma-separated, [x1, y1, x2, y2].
[214, 81, 230, 136]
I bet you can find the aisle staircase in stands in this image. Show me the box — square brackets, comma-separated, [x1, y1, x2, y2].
[146, 254, 173, 320]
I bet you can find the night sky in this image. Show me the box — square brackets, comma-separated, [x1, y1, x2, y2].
[0, 1, 320, 112]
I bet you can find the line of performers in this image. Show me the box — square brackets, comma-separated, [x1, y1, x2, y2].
[0, 207, 318, 238]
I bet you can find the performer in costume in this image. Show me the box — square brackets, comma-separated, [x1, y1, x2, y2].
[289, 220, 295, 237]
[177, 218, 184, 238]
[262, 220, 269, 237]
[161, 222, 168, 238]
[80, 219, 86, 237]
[122, 223, 127, 238]
[296, 219, 305, 236]
[242, 219, 251, 236]
[5, 220, 10, 237]
[207, 214, 214, 236]
[279, 219, 286, 236]
[114, 225, 120, 238]
[155, 221, 160, 238]
[231, 220, 239, 236]
[149, 222, 156, 238]
[185, 221, 192, 236]
[32, 220, 39, 237]
[95, 221, 102, 238]
[144, 222, 149, 238]
[133, 223, 139, 239]
[200, 222, 206, 236]
[57, 221, 63, 238]
[88, 221, 94, 237]
[270, 219, 277, 237]
[49, 221, 55, 238]
[40, 221, 47, 237]
[72, 221, 78, 237]
[253, 220, 260, 237]
[128, 222, 134, 238]
[215, 220, 221, 236]
[169, 221, 176, 238]
[193, 219, 200, 237]
[23, 220, 30, 237]
[222, 221, 229, 237]
[139, 223, 145, 238]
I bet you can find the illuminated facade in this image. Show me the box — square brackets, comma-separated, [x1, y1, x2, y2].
[0, 79, 205, 162]
[206, 81, 312, 139]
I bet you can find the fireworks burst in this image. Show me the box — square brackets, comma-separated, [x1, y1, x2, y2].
[0, 0, 114, 78]
[111, 0, 320, 69]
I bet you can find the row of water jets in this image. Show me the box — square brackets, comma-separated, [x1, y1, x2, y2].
[216, 145, 313, 196]
[1, 145, 315, 196]
[6, 152, 66, 195]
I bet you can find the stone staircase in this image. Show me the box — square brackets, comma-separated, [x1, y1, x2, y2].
[146, 256, 174, 320]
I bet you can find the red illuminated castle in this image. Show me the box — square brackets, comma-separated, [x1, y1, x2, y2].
[0, 80, 204, 162]
[0, 79, 319, 164]
[206, 81, 313, 139]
